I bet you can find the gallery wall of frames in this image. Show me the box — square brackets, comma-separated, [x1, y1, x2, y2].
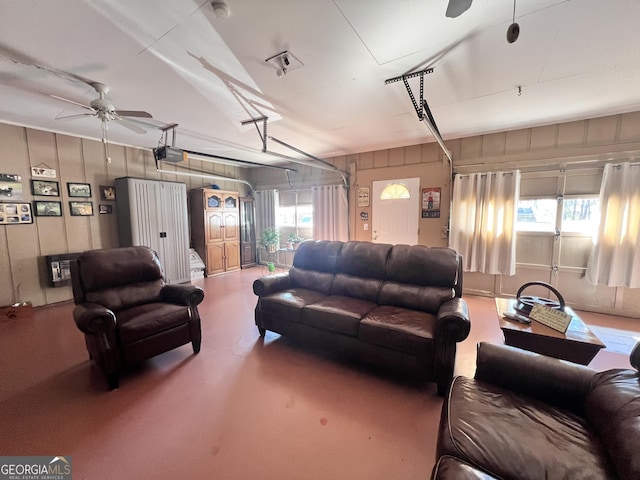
[0, 123, 248, 307]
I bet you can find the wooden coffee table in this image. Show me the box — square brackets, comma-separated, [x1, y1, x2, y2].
[495, 297, 606, 365]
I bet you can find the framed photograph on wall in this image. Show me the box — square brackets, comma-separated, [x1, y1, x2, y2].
[99, 185, 116, 201]
[31, 179, 59, 197]
[98, 204, 113, 214]
[34, 200, 62, 217]
[69, 201, 93, 216]
[1, 174, 24, 200]
[0, 202, 33, 224]
[67, 182, 92, 198]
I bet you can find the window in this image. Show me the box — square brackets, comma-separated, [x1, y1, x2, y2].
[516, 199, 557, 232]
[380, 183, 410, 199]
[561, 197, 599, 234]
[516, 197, 600, 234]
[276, 190, 313, 242]
[276, 205, 313, 228]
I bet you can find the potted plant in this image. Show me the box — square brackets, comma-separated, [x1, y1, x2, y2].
[287, 232, 303, 251]
[259, 228, 280, 254]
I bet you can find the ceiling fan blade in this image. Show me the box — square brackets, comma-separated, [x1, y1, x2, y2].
[55, 112, 96, 121]
[115, 110, 152, 118]
[446, 0, 472, 18]
[115, 117, 147, 134]
[50, 94, 94, 111]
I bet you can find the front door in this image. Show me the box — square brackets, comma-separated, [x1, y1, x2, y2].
[372, 177, 420, 245]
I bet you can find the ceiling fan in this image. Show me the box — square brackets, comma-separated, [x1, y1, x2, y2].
[52, 82, 153, 162]
[52, 82, 152, 135]
[446, 0, 472, 18]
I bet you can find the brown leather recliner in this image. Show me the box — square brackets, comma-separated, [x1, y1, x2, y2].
[71, 246, 204, 389]
[432, 342, 640, 479]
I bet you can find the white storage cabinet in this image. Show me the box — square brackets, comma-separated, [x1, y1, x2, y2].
[115, 177, 190, 284]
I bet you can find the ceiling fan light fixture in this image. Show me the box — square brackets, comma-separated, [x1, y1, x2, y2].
[211, 1, 230, 20]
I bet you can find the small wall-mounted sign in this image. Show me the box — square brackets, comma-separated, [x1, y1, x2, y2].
[357, 186, 370, 207]
[422, 187, 441, 218]
[31, 167, 57, 179]
[360, 211, 368, 221]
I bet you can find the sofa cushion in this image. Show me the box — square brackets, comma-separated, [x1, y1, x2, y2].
[432, 456, 498, 480]
[331, 274, 382, 303]
[117, 302, 190, 344]
[258, 289, 326, 322]
[359, 305, 436, 356]
[290, 267, 335, 295]
[86, 280, 164, 312]
[78, 246, 164, 290]
[335, 241, 391, 279]
[386, 245, 459, 288]
[379, 282, 454, 314]
[438, 376, 617, 480]
[301, 296, 377, 336]
[585, 369, 640, 480]
[292, 240, 343, 272]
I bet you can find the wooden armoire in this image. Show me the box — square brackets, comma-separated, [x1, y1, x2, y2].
[189, 188, 240, 276]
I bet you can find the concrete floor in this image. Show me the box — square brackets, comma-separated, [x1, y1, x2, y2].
[0, 267, 636, 480]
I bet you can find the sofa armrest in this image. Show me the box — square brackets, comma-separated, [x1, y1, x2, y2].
[436, 297, 471, 342]
[475, 342, 595, 412]
[73, 303, 117, 335]
[161, 284, 205, 306]
[253, 272, 291, 296]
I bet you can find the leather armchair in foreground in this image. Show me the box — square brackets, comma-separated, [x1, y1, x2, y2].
[432, 342, 640, 479]
[71, 246, 204, 389]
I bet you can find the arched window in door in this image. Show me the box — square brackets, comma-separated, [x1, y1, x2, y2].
[380, 183, 410, 200]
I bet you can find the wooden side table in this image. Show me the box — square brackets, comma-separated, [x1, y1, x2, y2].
[495, 297, 606, 365]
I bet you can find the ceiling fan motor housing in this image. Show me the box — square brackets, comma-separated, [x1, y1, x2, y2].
[90, 98, 115, 112]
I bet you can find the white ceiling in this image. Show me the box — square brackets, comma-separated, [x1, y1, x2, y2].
[2, 0, 640, 167]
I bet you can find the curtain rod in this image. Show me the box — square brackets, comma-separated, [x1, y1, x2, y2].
[612, 162, 640, 168]
[456, 172, 516, 179]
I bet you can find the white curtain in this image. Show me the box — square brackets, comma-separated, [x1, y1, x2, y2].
[255, 189, 278, 236]
[312, 185, 349, 241]
[586, 162, 640, 287]
[449, 171, 521, 275]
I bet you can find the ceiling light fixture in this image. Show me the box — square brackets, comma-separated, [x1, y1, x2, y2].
[211, 1, 230, 20]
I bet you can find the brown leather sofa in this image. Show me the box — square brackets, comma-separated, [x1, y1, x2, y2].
[71, 246, 204, 389]
[432, 342, 640, 480]
[252, 240, 470, 394]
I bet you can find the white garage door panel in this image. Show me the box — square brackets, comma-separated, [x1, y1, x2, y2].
[501, 267, 553, 297]
[516, 234, 554, 265]
[557, 271, 615, 310]
[559, 236, 593, 268]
